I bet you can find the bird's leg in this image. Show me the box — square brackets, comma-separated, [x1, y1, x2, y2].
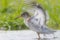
[37, 32, 40, 39]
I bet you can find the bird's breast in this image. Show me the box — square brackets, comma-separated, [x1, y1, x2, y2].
[24, 20, 30, 27]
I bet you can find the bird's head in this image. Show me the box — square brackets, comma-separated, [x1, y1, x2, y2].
[15, 12, 31, 19]
[21, 12, 31, 19]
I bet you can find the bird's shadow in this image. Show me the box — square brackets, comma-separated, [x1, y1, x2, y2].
[34, 37, 58, 40]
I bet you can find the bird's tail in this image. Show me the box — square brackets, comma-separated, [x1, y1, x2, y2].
[42, 25, 56, 32]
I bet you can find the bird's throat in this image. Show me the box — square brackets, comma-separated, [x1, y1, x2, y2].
[25, 17, 30, 22]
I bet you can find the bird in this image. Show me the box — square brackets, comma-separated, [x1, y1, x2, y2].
[16, 2, 56, 39]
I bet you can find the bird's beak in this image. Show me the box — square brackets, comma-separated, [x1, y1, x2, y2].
[15, 15, 21, 19]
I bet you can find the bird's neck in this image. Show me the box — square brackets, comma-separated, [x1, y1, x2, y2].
[24, 17, 30, 21]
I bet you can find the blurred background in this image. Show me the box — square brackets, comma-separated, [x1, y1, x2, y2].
[0, 0, 60, 30]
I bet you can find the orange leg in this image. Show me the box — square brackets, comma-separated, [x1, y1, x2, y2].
[37, 32, 40, 39]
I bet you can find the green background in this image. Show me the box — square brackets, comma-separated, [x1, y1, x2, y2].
[0, 0, 60, 30]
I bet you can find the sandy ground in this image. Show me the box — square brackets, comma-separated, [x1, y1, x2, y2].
[0, 30, 60, 40]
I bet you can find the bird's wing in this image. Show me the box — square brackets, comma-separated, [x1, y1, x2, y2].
[33, 9, 45, 26]
[27, 7, 49, 26]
